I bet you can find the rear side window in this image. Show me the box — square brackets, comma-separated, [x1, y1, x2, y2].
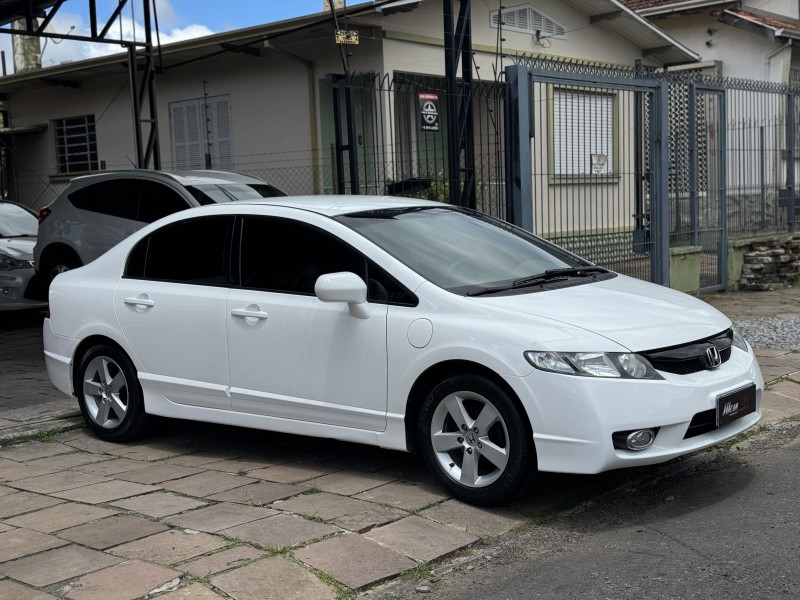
[137, 181, 191, 223]
[125, 216, 233, 285]
[68, 179, 140, 220]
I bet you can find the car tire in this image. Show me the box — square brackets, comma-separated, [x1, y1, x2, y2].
[419, 374, 535, 506]
[47, 258, 80, 283]
[75, 344, 150, 442]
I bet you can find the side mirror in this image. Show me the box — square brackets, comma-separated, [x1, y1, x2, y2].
[314, 272, 370, 319]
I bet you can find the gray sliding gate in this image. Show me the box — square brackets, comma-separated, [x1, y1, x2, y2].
[505, 62, 735, 290]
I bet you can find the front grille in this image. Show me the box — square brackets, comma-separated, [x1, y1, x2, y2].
[641, 329, 733, 375]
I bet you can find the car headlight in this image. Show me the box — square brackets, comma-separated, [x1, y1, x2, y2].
[524, 351, 663, 380]
[731, 326, 749, 352]
[0, 250, 30, 271]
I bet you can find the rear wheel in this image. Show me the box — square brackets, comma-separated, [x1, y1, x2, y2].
[75, 345, 150, 442]
[419, 374, 535, 506]
[41, 249, 82, 285]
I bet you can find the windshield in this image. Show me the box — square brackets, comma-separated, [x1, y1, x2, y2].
[187, 183, 288, 205]
[337, 206, 592, 293]
[0, 203, 37, 237]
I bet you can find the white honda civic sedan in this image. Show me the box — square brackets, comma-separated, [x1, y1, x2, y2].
[43, 196, 763, 505]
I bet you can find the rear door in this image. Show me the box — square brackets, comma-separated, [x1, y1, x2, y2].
[114, 215, 234, 409]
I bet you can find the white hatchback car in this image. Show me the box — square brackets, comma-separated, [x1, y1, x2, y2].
[43, 197, 763, 505]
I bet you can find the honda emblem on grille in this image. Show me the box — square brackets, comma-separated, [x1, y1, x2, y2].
[705, 345, 722, 369]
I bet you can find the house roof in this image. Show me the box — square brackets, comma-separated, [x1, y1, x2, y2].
[563, 0, 699, 65]
[718, 7, 800, 40]
[0, 0, 698, 97]
[619, 1, 734, 16]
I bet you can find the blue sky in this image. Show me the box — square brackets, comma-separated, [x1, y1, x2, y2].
[2, 0, 372, 73]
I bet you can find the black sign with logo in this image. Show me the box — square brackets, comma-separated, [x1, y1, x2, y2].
[419, 93, 439, 132]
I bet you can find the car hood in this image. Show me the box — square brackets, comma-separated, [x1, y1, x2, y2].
[0, 237, 35, 260]
[475, 274, 730, 351]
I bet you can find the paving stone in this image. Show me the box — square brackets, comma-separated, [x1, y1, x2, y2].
[201, 458, 288, 473]
[0, 522, 14, 533]
[146, 582, 224, 599]
[0, 461, 58, 482]
[109, 529, 228, 565]
[221, 512, 338, 550]
[0, 483, 17, 496]
[354, 481, 447, 511]
[292, 533, 415, 590]
[114, 463, 204, 484]
[162, 471, 258, 497]
[365, 515, 479, 561]
[11, 470, 110, 494]
[4, 503, 119, 533]
[212, 555, 337, 600]
[421, 499, 528, 537]
[0, 579, 58, 599]
[0, 544, 119, 586]
[58, 514, 169, 549]
[0, 404, 77, 422]
[247, 462, 332, 484]
[274, 491, 406, 533]
[74, 457, 147, 476]
[0, 491, 64, 518]
[762, 390, 800, 423]
[177, 546, 265, 577]
[0, 443, 70, 463]
[207, 481, 303, 505]
[65, 559, 181, 600]
[63, 436, 135, 454]
[27, 452, 112, 470]
[107, 443, 193, 462]
[0, 527, 68, 562]
[165, 502, 277, 532]
[111, 491, 208, 518]
[51, 480, 159, 504]
[308, 471, 396, 496]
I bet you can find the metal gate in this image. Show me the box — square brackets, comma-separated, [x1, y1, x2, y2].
[686, 85, 727, 291]
[506, 63, 670, 285]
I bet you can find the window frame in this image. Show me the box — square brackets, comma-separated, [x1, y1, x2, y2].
[547, 85, 620, 184]
[53, 114, 99, 175]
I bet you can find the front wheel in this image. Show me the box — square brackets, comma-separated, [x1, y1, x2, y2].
[75, 345, 150, 442]
[419, 374, 535, 506]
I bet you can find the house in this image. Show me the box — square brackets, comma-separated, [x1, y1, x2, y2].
[0, 0, 698, 216]
[619, 0, 800, 82]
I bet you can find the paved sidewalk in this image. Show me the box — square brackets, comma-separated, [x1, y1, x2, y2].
[0, 289, 797, 600]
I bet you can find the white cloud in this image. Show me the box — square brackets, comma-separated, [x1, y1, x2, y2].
[0, 6, 215, 74]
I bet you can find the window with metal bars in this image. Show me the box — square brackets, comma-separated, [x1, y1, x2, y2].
[54, 115, 99, 174]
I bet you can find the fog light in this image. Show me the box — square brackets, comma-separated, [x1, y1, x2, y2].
[626, 429, 656, 450]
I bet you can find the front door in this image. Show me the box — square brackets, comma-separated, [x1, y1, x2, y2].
[226, 215, 388, 432]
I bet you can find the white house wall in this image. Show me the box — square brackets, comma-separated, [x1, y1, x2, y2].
[744, 0, 800, 20]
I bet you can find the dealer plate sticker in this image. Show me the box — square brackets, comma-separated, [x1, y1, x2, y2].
[716, 384, 757, 428]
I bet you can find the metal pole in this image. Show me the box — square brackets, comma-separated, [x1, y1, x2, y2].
[127, 45, 144, 168]
[651, 81, 671, 286]
[787, 93, 796, 231]
[504, 64, 532, 231]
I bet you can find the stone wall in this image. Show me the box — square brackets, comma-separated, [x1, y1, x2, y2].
[739, 236, 800, 290]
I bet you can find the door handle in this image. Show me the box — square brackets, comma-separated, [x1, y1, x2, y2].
[231, 308, 269, 320]
[124, 296, 155, 308]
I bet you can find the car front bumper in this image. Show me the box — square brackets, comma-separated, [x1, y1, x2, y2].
[0, 268, 47, 311]
[511, 346, 764, 474]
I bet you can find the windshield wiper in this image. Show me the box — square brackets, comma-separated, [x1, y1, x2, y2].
[467, 266, 608, 297]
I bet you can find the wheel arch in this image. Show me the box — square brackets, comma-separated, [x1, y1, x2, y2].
[38, 242, 82, 273]
[71, 335, 132, 395]
[404, 360, 534, 455]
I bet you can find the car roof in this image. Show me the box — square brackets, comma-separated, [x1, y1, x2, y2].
[232, 195, 445, 217]
[70, 169, 267, 186]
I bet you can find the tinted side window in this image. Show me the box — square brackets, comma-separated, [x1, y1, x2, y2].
[238, 216, 364, 295]
[68, 179, 140, 220]
[137, 181, 191, 223]
[366, 260, 418, 306]
[124, 216, 232, 285]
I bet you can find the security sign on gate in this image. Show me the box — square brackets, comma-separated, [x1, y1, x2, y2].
[419, 93, 439, 132]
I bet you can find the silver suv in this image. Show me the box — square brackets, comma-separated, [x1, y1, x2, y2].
[35, 170, 286, 283]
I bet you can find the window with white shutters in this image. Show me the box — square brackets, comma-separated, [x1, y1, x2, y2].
[490, 4, 566, 38]
[169, 95, 233, 170]
[552, 89, 615, 177]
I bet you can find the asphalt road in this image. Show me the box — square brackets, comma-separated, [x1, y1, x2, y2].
[379, 421, 800, 600]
